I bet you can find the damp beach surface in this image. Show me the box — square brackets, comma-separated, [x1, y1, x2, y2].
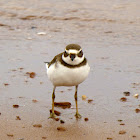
[0, 0, 140, 139]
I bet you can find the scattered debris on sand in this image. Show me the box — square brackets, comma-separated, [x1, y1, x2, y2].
[84, 118, 89, 121]
[119, 130, 126, 135]
[54, 102, 71, 109]
[132, 135, 136, 138]
[42, 137, 47, 139]
[120, 97, 127, 102]
[55, 118, 60, 121]
[4, 83, 9, 86]
[32, 99, 38, 103]
[135, 108, 140, 113]
[7, 134, 14, 137]
[26, 72, 36, 78]
[123, 91, 130, 96]
[19, 67, 24, 70]
[107, 138, 113, 140]
[13, 104, 19, 108]
[120, 123, 125, 125]
[82, 95, 87, 100]
[16, 116, 21, 120]
[50, 109, 61, 116]
[60, 120, 65, 124]
[118, 120, 123, 122]
[88, 99, 93, 103]
[33, 124, 42, 128]
[37, 32, 46, 35]
[57, 127, 66, 131]
[133, 94, 139, 99]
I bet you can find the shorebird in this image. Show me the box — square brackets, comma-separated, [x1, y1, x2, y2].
[45, 44, 90, 118]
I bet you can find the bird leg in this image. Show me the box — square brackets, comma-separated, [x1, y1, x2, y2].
[74, 85, 82, 119]
[49, 86, 56, 119]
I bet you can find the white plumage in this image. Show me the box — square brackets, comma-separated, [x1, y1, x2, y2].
[46, 61, 90, 86]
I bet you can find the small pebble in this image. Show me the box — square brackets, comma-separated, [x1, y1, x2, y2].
[60, 120, 65, 124]
[50, 109, 61, 116]
[118, 120, 123, 122]
[19, 67, 24, 70]
[82, 95, 87, 100]
[32, 99, 38, 103]
[33, 124, 42, 128]
[55, 118, 60, 121]
[134, 94, 139, 99]
[120, 123, 125, 125]
[107, 138, 113, 140]
[135, 108, 140, 113]
[54, 102, 71, 109]
[119, 130, 126, 135]
[13, 104, 19, 108]
[16, 116, 21, 120]
[88, 99, 93, 103]
[37, 32, 46, 35]
[4, 83, 9, 86]
[26, 72, 36, 78]
[57, 127, 66, 131]
[42, 137, 47, 139]
[120, 97, 127, 102]
[7, 134, 14, 137]
[132, 135, 136, 138]
[123, 91, 130, 96]
[84, 118, 89, 121]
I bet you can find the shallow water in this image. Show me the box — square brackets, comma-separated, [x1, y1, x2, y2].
[0, 0, 140, 139]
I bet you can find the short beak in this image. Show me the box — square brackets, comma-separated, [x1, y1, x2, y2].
[70, 54, 75, 61]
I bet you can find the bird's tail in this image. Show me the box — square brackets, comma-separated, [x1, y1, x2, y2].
[44, 62, 50, 70]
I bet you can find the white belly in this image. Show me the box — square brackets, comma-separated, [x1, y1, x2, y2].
[46, 62, 90, 86]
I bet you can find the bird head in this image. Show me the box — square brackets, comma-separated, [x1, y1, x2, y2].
[62, 44, 85, 65]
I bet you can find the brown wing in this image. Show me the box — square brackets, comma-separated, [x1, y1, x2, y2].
[48, 53, 63, 68]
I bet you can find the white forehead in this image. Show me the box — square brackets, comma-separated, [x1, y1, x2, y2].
[66, 49, 81, 54]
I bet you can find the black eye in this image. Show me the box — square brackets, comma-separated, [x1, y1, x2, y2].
[77, 50, 83, 57]
[64, 51, 68, 57]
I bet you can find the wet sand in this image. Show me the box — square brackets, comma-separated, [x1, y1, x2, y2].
[0, 0, 140, 139]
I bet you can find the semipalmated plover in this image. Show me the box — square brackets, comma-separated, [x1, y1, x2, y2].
[45, 44, 90, 119]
